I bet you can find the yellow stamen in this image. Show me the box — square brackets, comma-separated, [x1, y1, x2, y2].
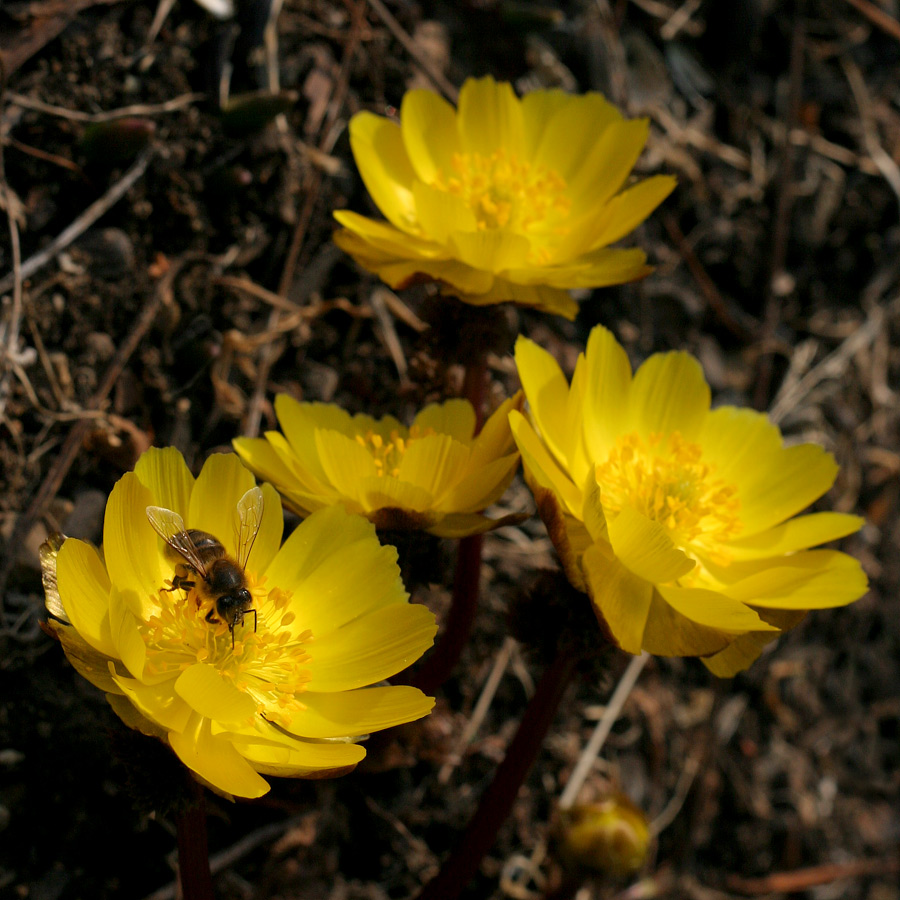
[355, 425, 435, 477]
[432, 149, 571, 233]
[142, 572, 312, 726]
[595, 432, 742, 564]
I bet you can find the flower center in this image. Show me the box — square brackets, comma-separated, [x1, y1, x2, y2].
[433, 149, 571, 232]
[143, 571, 312, 727]
[595, 432, 742, 562]
[355, 425, 434, 478]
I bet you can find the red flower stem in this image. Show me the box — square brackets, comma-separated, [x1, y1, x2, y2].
[412, 532, 484, 695]
[411, 358, 488, 696]
[175, 778, 214, 900]
[417, 646, 580, 900]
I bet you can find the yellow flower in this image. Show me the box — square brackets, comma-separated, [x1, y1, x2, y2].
[41, 448, 436, 799]
[233, 393, 524, 537]
[333, 76, 675, 320]
[510, 328, 868, 676]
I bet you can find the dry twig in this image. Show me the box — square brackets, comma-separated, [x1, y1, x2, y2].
[0, 149, 154, 295]
[841, 57, 900, 216]
[0, 256, 185, 615]
[438, 636, 518, 784]
[365, 0, 459, 102]
[840, 0, 900, 42]
[753, 2, 806, 410]
[727, 855, 900, 895]
[242, 0, 367, 438]
[0, 95, 24, 421]
[4, 92, 204, 123]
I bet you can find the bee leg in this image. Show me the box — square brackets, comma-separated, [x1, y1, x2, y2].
[250, 608, 257, 633]
[167, 575, 195, 593]
[205, 608, 220, 624]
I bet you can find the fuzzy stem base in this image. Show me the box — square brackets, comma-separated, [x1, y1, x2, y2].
[417, 646, 580, 900]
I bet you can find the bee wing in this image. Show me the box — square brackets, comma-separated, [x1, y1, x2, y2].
[41, 532, 69, 621]
[146, 506, 209, 576]
[235, 486, 264, 569]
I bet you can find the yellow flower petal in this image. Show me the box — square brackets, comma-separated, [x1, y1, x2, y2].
[457, 76, 524, 156]
[469, 392, 522, 468]
[384, 257, 496, 294]
[413, 398, 475, 443]
[358, 475, 434, 514]
[723, 550, 868, 610]
[112, 674, 193, 733]
[698, 406, 783, 477]
[656, 585, 778, 633]
[581, 475, 609, 543]
[526, 91, 621, 183]
[274, 396, 345, 481]
[283, 685, 434, 738]
[607, 507, 695, 583]
[106, 692, 168, 739]
[306, 603, 437, 692]
[639, 593, 732, 658]
[701, 631, 780, 677]
[582, 325, 632, 461]
[175, 663, 258, 723]
[265, 506, 405, 636]
[400, 88, 461, 183]
[188, 453, 257, 558]
[246, 483, 284, 575]
[450, 229, 531, 273]
[456, 278, 577, 318]
[582, 543, 652, 654]
[584, 175, 677, 250]
[228, 723, 366, 776]
[109, 587, 148, 679]
[134, 446, 195, 518]
[626, 351, 710, 440]
[515, 335, 573, 469]
[104, 473, 164, 617]
[333, 210, 444, 259]
[56, 539, 116, 657]
[50, 619, 121, 693]
[348, 111, 418, 232]
[313, 429, 377, 500]
[731, 444, 839, 537]
[435, 454, 520, 513]
[510, 410, 583, 516]
[397, 432, 471, 498]
[726, 512, 863, 560]
[233, 435, 302, 494]
[169, 712, 270, 798]
[413, 180, 478, 244]
[288, 537, 406, 636]
[567, 119, 652, 211]
[506, 247, 649, 288]
[563, 357, 592, 487]
[701, 610, 806, 677]
[427, 510, 528, 538]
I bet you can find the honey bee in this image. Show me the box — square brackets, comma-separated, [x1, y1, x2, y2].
[146, 486, 264, 646]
